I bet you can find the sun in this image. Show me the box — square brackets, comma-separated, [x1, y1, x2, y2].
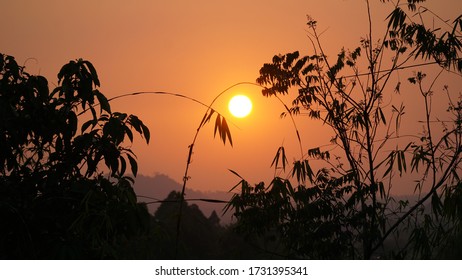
[228, 95, 252, 118]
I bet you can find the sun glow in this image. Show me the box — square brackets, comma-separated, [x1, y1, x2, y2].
[228, 95, 252, 118]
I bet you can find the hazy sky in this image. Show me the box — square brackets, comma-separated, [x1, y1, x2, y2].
[2, 0, 461, 194]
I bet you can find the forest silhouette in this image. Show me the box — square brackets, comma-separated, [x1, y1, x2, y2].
[1, 0, 462, 259]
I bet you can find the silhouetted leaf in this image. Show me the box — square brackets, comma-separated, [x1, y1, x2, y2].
[379, 107, 386, 124]
[213, 114, 233, 146]
[229, 169, 244, 180]
[120, 155, 127, 176]
[199, 109, 215, 129]
[141, 122, 150, 144]
[214, 114, 221, 138]
[68, 111, 78, 137]
[383, 151, 395, 177]
[104, 116, 125, 145]
[82, 60, 100, 87]
[221, 117, 233, 146]
[271, 146, 288, 171]
[292, 159, 313, 183]
[94, 89, 111, 113]
[127, 153, 138, 177]
[81, 119, 94, 133]
[387, 7, 406, 31]
[124, 125, 134, 143]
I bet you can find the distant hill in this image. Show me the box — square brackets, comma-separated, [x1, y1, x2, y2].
[133, 174, 234, 224]
[133, 174, 426, 228]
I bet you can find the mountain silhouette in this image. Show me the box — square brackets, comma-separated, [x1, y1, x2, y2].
[133, 174, 234, 224]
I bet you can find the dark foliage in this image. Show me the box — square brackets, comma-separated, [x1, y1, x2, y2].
[0, 54, 150, 259]
[227, 0, 462, 259]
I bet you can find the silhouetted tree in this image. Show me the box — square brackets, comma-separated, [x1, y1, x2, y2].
[147, 191, 279, 259]
[208, 210, 220, 226]
[153, 191, 223, 259]
[227, 0, 462, 259]
[0, 54, 150, 259]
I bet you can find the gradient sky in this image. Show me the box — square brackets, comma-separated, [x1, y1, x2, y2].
[2, 0, 461, 194]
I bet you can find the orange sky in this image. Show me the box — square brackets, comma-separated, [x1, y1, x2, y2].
[2, 0, 462, 194]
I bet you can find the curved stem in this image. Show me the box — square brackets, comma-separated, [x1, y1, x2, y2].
[275, 95, 304, 159]
[78, 90, 214, 117]
[175, 81, 265, 257]
[174, 81, 306, 257]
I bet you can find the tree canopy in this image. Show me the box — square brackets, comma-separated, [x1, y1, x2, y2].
[0, 54, 150, 259]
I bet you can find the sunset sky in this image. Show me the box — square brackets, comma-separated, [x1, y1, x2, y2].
[2, 0, 461, 195]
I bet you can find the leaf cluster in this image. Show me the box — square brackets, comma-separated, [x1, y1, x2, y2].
[387, 2, 462, 71]
[227, 168, 360, 259]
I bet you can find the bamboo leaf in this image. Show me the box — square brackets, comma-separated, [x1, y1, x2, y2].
[214, 114, 221, 138]
[379, 107, 386, 125]
[271, 146, 288, 171]
[221, 116, 233, 146]
[383, 151, 395, 177]
[229, 169, 244, 180]
[304, 159, 314, 182]
[213, 114, 233, 146]
[400, 150, 407, 173]
[200, 109, 215, 129]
